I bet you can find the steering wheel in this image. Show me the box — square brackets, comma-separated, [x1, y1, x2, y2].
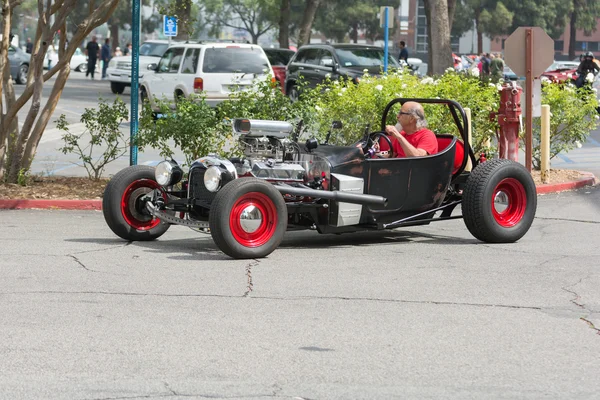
[364, 131, 395, 159]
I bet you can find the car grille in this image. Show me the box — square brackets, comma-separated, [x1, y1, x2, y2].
[116, 62, 132, 70]
[189, 167, 216, 206]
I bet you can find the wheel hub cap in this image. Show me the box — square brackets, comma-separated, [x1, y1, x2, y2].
[491, 178, 527, 228]
[239, 205, 263, 233]
[493, 191, 510, 213]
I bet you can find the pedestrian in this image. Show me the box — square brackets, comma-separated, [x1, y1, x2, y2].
[26, 38, 33, 54]
[490, 53, 504, 83]
[101, 38, 111, 79]
[123, 43, 132, 56]
[114, 46, 123, 57]
[480, 53, 491, 82]
[398, 40, 409, 64]
[85, 36, 100, 79]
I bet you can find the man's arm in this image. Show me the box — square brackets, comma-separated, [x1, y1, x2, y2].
[385, 125, 428, 157]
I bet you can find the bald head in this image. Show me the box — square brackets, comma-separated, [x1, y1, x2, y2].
[398, 101, 427, 132]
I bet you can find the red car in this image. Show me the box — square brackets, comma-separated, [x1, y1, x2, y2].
[541, 61, 579, 83]
[263, 48, 295, 94]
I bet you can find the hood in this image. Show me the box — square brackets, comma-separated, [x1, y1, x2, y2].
[341, 65, 386, 76]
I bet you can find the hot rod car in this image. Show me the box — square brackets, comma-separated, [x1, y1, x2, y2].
[102, 98, 537, 259]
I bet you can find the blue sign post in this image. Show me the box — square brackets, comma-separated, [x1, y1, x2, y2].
[130, 0, 140, 166]
[163, 16, 177, 37]
[384, 8, 389, 73]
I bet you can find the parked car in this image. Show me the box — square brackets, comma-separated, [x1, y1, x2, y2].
[140, 41, 274, 108]
[45, 47, 88, 72]
[263, 47, 295, 93]
[8, 45, 30, 84]
[285, 43, 400, 101]
[101, 98, 537, 259]
[503, 66, 518, 81]
[106, 40, 170, 94]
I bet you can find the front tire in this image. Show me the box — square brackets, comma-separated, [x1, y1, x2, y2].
[102, 165, 170, 241]
[463, 159, 537, 243]
[77, 63, 88, 73]
[16, 64, 28, 84]
[287, 84, 299, 102]
[111, 82, 126, 94]
[209, 178, 287, 259]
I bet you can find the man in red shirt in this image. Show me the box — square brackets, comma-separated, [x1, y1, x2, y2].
[383, 101, 438, 157]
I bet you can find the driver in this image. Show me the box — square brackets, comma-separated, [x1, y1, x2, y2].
[575, 51, 600, 88]
[379, 101, 438, 157]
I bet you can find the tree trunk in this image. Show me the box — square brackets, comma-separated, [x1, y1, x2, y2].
[424, 0, 453, 75]
[298, 0, 321, 47]
[569, 11, 577, 59]
[447, 0, 457, 32]
[278, 0, 290, 48]
[110, 24, 119, 53]
[351, 23, 358, 43]
[475, 9, 482, 55]
[176, 0, 191, 41]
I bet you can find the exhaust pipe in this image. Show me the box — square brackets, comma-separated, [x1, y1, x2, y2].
[275, 186, 387, 206]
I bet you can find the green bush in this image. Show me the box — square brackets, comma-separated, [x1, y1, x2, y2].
[532, 81, 599, 169]
[57, 98, 129, 180]
[136, 95, 234, 167]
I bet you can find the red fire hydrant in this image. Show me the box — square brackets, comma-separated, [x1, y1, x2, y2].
[490, 82, 522, 161]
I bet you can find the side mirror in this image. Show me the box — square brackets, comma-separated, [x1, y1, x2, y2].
[147, 63, 158, 71]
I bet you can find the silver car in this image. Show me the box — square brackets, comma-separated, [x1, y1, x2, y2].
[8, 45, 30, 84]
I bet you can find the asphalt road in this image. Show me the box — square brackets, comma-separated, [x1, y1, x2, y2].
[1, 186, 599, 399]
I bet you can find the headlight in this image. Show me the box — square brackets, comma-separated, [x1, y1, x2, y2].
[155, 160, 183, 186]
[108, 59, 117, 68]
[204, 166, 222, 192]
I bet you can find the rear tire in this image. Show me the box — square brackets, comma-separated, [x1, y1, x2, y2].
[463, 159, 537, 243]
[77, 63, 87, 73]
[209, 178, 287, 259]
[102, 165, 170, 241]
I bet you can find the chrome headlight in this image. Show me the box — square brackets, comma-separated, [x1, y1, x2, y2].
[204, 166, 222, 192]
[155, 160, 183, 186]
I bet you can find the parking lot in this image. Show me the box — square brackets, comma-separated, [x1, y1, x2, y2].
[1, 186, 599, 399]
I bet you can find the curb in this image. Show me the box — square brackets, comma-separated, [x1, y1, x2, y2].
[0, 199, 102, 210]
[535, 171, 597, 194]
[0, 172, 597, 210]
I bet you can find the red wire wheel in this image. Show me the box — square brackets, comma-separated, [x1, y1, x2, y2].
[229, 192, 278, 247]
[121, 178, 165, 231]
[490, 178, 527, 227]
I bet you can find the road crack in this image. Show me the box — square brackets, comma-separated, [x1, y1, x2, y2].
[243, 259, 259, 297]
[68, 254, 96, 272]
[562, 276, 600, 336]
[535, 217, 600, 224]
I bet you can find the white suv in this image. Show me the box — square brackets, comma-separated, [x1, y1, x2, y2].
[140, 42, 274, 109]
[106, 40, 170, 94]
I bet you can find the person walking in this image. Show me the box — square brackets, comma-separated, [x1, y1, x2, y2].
[25, 38, 33, 54]
[398, 41, 409, 64]
[85, 36, 100, 79]
[101, 38, 111, 79]
[490, 53, 504, 83]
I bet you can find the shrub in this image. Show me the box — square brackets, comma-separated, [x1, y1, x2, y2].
[57, 98, 129, 180]
[532, 81, 599, 169]
[136, 95, 234, 167]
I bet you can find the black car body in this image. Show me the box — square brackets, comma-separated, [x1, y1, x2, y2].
[285, 44, 400, 101]
[102, 98, 538, 259]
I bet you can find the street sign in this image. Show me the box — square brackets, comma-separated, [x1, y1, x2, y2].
[379, 6, 394, 28]
[504, 27, 554, 77]
[163, 16, 177, 37]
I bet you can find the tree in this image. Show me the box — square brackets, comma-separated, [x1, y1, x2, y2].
[204, 0, 278, 44]
[278, 0, 291, 48]
[424, 0, 454, 74]
[297, 0, 321, 46]
[503, 0, 571, 39]
[479, 2, 513, 44]
[568, 0, 600, 59]
[0, 0, 120, 183]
